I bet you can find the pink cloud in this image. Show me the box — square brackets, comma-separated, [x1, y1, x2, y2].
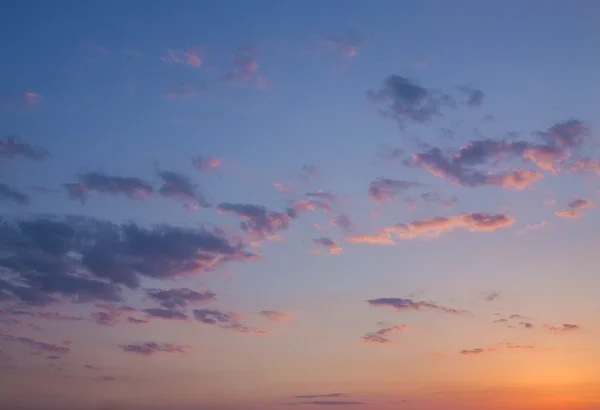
[273, 181, 296, 194]
[345, 232, 395, 245]
[312, 237, 343, 255]
[161, 47, 203, 67]
[363, 325, 406, 345]
[555, 197, 595, 219]
[568, 158, 600, 176]
[191, 155, 222, 172]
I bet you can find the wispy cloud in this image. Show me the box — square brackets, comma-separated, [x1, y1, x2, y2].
[366, 298, 469, 315]
[0, 184, 30, 205]
[555, 198, 595, 219]
[543, 324, 581, 334]
[0, 137, 50, 161]
[260, 310, 293, 322]
[1, 335, 71, 354]
[119, 342, 190, 356]
[64, 172, 153, 202]
[193, 308, 266, 334]
[362, 325, 406, 344]
[368, 178, 422, 203]
[311, 237, 343, 255]
[146, 288, 216, 309]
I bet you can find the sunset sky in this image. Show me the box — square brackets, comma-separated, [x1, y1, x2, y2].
[1, 1, 600, 410]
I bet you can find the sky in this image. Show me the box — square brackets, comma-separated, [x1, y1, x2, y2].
[1, 1, 600, 409]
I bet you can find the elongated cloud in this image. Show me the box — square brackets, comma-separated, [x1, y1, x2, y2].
[543, 324, 581, 334]
[193, 308, 266, 334]
[1, 335, 70, 354]
[260, 310, 293, 322]
[460, 348, 487, 355]
[568, 158, 600, 176]
[362, 325, 406, 344]
[295, 394, 348, 399]
[146, 288, 216, 309]
[0, 310, 84, 321]
[345, 232, 395, 245]
[368, 178, 421, 202]
[367, 75, 455, 125]
[119, 342, 190, 356]
[366, 298, 470, 315]
[0, 184, 29, 204]
[64, 172, 153, 202]
[92, 305, 137, 326]
[143, 308, 188, 321]
[312, 237, 343, 255]
[555, 197, 595, 219]
[288, 401, 364, 406]
[0, 137, 50, 161]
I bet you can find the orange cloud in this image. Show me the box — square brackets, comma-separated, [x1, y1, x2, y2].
[345, 232, 395, 245]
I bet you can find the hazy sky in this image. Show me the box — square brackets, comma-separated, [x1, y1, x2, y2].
[1, 1, 600, 410]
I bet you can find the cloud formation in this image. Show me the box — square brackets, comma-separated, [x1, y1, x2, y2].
[362, 325, 406, 344]
[1, 335, 71, 354]
[218, 202, 295, 240]
[0, 184, 30, 205]
[368, 178, 421, 203]
[0, 137, 50, 161]
[161, 47, 202, 67]
[158, 170, 207, 205]
[193, 308, 266, 334]
[143, 308, 188, 321]
[555, 198, 595, 219]
[543, 324, 581, 334]
[64, 172, 153, 202]
[324, 30, 363, 58]
[191, 155, 222, 172]
[119, 342, 190, 356]
[260, 310, 293, 322]
[146, 288, 217, 309]
[366, 298, 469, 315]
[367, 75, 455, 125]
[312, 237, 343, 255]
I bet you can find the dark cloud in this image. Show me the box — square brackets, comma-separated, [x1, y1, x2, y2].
[193, 308, 266, 334]
[0, 137, 50, 161]
[288, 401, 364, 406]
[1, 335, 71, 354]
[460, 348, 487, 355]
[368, 178, 422, 203]
[218, 202, 295, 240]
[493, 318, 508, 323]
[362, 325, 406, 344]
[0, 184, 30, 205]
[64, 172, 153, 202]
[143, 308, 188, 321]
[484, 292, 499, 301]
[0, 217, 256, 305]
[146, 288, 216, 309]
[367, 75, 455, 125]
[119, 342, 190, 356]
[543, 324, 581, 334]
[366, 298, 470, 315]
[538, 119, 589, 148]
[459, 86, 485, 108]
[520, 322, 534, 329]
[329, 214, 352, 232]
[126, 317, 148, 324]
[91, 305, 136, 326]
[421, 191, 457, 207]
[158, 170, 208, 206]
[509, 314, 526, 320]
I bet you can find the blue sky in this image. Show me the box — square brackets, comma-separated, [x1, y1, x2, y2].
[1, 2, 600, 410]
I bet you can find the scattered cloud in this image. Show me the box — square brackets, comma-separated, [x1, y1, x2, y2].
[345, 232, 395, 245]
[119, 342, 190, 356]
[421, 191, 457, 207]
[64, 172, 153, 202]
[193, 308, 265, 334]
[517, 221, 548, 235]
[218, 202, 295, 240]
[366, 298, 469, 315]
[368, 178, 422, 203]
[0, 137, 50, 161]
[158, 170, 207, 205]
[555, 197, 595, 219]
[260, 310, 293, 322]
[146, 288, 216, 309]
[543, 324, 581, 334]
[143, 308, 188, 321]
[223, 46, 266, 88]
[161, 47, 203, 67]
[324, 30, 363, 58]
[367, 75, 455, 125]
[329, 214, 352, 232]
[191, 156, 222, 172]
[1, 335, 71, 354]
[458, 86, 485, 108]
[311, 237, 343, 255]
[362, 325, 406, 344]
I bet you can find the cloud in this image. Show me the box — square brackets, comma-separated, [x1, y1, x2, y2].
[46, 355, 60, 360]
[193, 308, 266, 334]
[0, 184, 30, 205]
[324, 30, 363, 58]
[0, 310, 84, 321]
[158, 170, 207, 205]
[84, 364, 101, 370]
[63, 172, 153, 202]
[260, 310, 293, 322]
[146, 288, 216, 309]
[165, 82, 206, 100]
[218, 202, 295, 240]
[0, 217, 256, 305]
[223, 47, 265, 87]
[161, 47, 202, 67]
[0, 137, 50, 161]
[0, 92, 42, 109]
[312, 237, 343, 255]
[119, 342, 190, 356]
[538, 119, 590, 149]
[288, 401, 364, 406]
[143, 308, 188, 321]
[459, 86, 485, 108]
[520, 322, 534, 329]
[366, 298, 470, 315]
[493, 318, 508, 323]
[91, 305, 136, 326]
[1, 335, 71, 354]
[191, 156, 222, 172]
[555, 197, 595, 219]
[292, 199, 331, 213]
[362, 325, 406, 344]
[367, 75, 455, 125]
[460, 348, 487, 355]
[126, 317, 148, 324]
[421, 191, 457, 207]
[345, 232, 395, 245]
[484, 292, 499, 301]
[568, 158, 600, 176]
[543, 324, 581, 334]
[329, 214, 352, 232]
[295, 394, 348, 399]
[368, 178, 422, 203]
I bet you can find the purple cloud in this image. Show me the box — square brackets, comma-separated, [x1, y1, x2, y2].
[368, 178, 421, 203]
[1, 335, 71, 354]
[0, 137, 50, 161]
[0, 184, 30, 205]
[146, 288, 217, 309]
[366, 298, 470, 315]
[143, 308, 188, 321]
[193, 308, 266, 334]
[64, 172, 153, 202]
[119, 342, 190, 356]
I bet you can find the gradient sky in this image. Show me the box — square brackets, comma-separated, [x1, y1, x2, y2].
[1, 1, 600, 410]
